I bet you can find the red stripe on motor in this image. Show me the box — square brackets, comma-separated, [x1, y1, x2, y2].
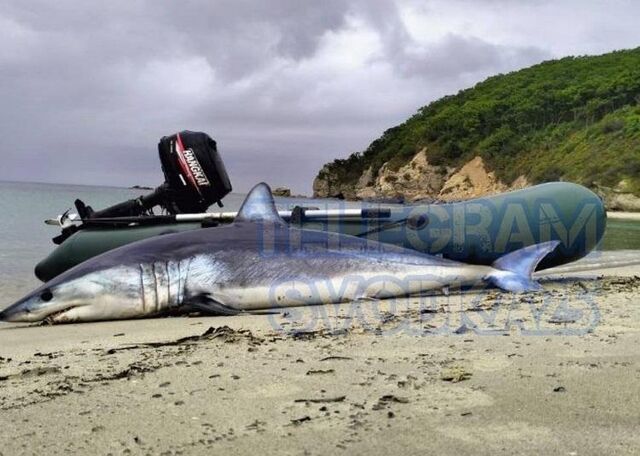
[175, 133, 202, 196]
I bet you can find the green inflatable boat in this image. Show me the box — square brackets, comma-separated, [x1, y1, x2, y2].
[35, 182, 606, 282]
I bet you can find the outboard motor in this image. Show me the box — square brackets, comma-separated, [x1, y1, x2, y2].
[51, 131, 232, 245]
[75, 131, 232, 219]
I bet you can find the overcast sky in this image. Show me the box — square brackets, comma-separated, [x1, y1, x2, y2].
[1, 1, 639, 193]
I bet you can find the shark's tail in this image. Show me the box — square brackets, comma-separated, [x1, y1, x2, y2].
[486, 241, 561, 293]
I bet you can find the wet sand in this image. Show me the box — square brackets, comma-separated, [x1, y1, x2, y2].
[0, 262, 639, 455]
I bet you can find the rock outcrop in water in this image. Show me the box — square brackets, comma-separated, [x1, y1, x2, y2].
[272, 187, 292, 197]
[595, 180, 640, 211]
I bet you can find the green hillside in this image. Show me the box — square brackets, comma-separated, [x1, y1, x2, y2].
[318, 47, 640, 196]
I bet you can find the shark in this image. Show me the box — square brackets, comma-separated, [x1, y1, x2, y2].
[0, 183, 559, 324]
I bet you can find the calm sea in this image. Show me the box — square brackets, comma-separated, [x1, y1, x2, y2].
[0, 181, 638, 304]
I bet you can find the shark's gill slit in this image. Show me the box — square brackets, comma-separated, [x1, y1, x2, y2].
[139, 264, 146, 312]
[165, 261, 171, 307]
[152, 262, 159, 311]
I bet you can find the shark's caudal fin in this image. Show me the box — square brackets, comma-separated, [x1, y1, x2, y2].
[235, 183, 286, 224]
[487, 241, 561, 293]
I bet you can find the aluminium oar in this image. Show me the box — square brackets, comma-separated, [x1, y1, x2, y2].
[45, 207, 392, 227]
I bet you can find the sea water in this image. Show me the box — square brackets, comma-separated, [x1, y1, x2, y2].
[0, 181, 638, 304]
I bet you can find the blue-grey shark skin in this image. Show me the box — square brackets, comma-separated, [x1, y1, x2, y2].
[0, 183, 560, 324]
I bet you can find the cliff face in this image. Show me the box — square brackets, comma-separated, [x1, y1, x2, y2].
[313, 149, 530, 202]
[312, 165, 357, 200]
[313, 149, 640, 209]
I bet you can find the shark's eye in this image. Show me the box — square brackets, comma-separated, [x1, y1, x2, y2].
[40, 290, 53, 302]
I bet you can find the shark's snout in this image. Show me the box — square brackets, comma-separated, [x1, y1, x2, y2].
[0, 287, 75, 323]
[0, 264, 149, 323]
[0, 297, 35, 322]
[0, 301, 29, 322]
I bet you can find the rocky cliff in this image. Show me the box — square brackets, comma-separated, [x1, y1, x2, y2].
[313, 149, 530, 203]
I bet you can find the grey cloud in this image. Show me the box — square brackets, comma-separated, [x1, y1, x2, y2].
[0, 1, 638, 194]
[351, 1, 550, 80]
[396, 35, 550, 79]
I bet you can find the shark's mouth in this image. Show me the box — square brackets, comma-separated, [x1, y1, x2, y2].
[43, 306, 77, 325]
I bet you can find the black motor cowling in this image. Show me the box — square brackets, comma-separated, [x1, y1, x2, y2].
[157, 130, 232, 213]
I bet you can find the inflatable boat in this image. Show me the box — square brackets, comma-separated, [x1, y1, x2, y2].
[36, 181, 606, 282]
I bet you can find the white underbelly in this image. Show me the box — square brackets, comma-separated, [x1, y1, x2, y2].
[216, 264, 492, 311]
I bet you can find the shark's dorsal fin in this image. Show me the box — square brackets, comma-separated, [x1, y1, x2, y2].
[235, 183, 286, 224]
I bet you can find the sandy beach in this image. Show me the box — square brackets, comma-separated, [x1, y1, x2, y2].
[0, 257, 639, 455]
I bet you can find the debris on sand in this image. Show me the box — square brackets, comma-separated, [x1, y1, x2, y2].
[294, 396, 346, 404]
[372, 395, 410, 410]
[290, 328, 350, 340]
[105, 326, 263, 353]
[319, 356, 353, 361]
[306, 369, 335, 375]
[142, 325, 261, 347]
[440, 366, 472, 383]
[290, 416, 312, 426]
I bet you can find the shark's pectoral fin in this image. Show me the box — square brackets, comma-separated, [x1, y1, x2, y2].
[183, 293, 244, 316]
[182, 293, 282, 317]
